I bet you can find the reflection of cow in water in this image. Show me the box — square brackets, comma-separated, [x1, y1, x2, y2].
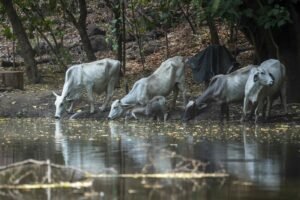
[54, 120, 174, 173]
[54, 120, 106, 173]
[226, 125, 281, 189]
[108, 121, 173, 172]
[55, 120, 283, 190]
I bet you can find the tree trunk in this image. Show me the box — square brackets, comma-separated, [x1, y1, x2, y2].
[121, 0, 126, 74]
[60, 0, 96, 62]
[207, 15, 220, 45]
[76, 25, 96, 61]
[0, 0, 41, 83]
[77, 0, 96, 61]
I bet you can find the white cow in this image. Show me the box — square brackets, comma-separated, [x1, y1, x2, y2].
[183, 64, 256, 121]
[108, 56, 186, 119]
[243, 59, 287, 122]
[53, 58, 120, 119]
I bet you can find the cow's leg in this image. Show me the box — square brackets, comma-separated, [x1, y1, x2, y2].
[86, 85, 95, 113]
[100, 80, 115, 111]
[172, 85, 179, 109]
[67, 101, 74, 113]
[255, 101, 264, 123]
[177, 81, 187, 107]
[242, 97, 249, 121]
[163, 112, 168, 122]
[264, 97, 272, 119]
[248, 101, 257, 120]
[280, 83, 288, 115]
[220, 103, 229, 120]
[131, 111, 138, 120]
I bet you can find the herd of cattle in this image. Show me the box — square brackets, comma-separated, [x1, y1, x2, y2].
[53, 56, 287, 122]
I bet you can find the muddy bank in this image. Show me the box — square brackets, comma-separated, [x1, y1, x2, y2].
[0, 87, 299, 124]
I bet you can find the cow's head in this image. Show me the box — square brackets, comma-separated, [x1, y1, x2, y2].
[53, 91, 65, 119]
[252, 68, 274, 87]
[183, 100, 207, 121]
[183, 100, 196, 121]
[108, 99, 125, 120]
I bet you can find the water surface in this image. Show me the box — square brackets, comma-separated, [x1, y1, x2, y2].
[0, 118, 300, 199]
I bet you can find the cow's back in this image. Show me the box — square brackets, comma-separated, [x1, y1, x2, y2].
[149, 56, 185, 95]
[153, 56, 185, 79]
[223, 65, 255, 102]
[81, 58, 120, 93]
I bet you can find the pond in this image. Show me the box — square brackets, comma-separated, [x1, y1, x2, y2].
[0, 118, 300, 200]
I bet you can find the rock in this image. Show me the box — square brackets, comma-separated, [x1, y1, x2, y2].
[89, 35, 111, 52]
[87, 24, 106, 37]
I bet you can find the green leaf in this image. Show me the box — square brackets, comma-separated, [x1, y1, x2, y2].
[211, 0, 221, 14]
[277, 19, 286, 27]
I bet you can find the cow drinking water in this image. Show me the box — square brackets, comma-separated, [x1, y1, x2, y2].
[183, 64, 256, 121]
[53, 58, 120, 119]
[108, 56, 186, 120]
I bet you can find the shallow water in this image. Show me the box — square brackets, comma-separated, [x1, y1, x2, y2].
[1, 118, 300, 199]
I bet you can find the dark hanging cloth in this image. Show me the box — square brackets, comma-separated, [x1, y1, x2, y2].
[187, 45, 238, 83]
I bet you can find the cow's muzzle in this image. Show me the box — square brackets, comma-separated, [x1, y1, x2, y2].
[268, 80, 274, 86]
[55, 116, 61, 119]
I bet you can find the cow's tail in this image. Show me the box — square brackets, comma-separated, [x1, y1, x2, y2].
[116, 60, 129, 94]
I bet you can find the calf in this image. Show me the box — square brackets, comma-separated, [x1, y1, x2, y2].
[183, 65, 255, 121]
[53, 58, 120, 119]
[125, 96, 168, 121]
[243, 59, 287, 122]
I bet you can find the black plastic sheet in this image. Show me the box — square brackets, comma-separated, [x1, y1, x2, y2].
[187, 45, 237, 83]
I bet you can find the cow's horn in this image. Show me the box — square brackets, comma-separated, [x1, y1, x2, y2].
[52, 91, 59, 97]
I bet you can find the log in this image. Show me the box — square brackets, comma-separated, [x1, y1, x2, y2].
[0, 71, 24, 90]
[1, 60, 23, 67]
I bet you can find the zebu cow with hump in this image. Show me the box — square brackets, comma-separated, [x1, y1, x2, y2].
[53, 58, 120, 119]
[183, 64, 256, 121]
[243, 59, 287, 122]
[108, 56, 186, 119]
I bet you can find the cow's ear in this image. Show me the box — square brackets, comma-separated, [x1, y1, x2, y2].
[52, 91, 59, 97]
[253, 73, 258, 82]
